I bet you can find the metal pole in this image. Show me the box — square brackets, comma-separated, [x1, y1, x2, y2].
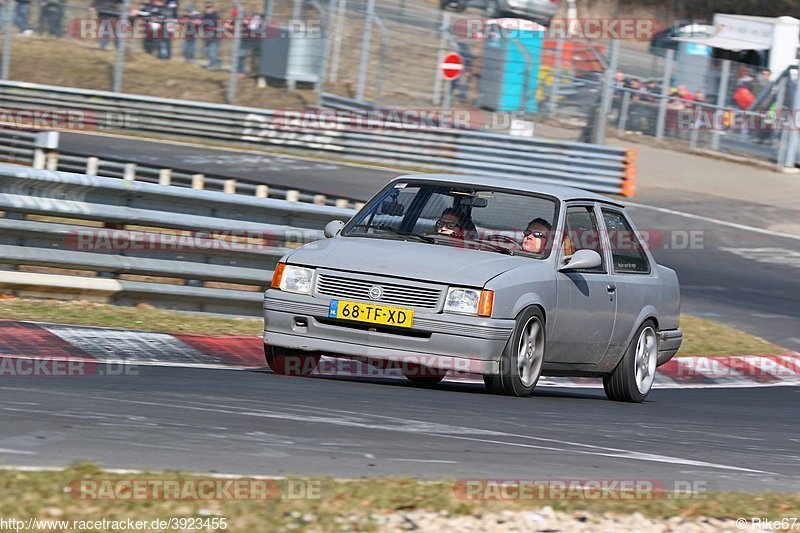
[655, 48, 674, 140]
[547, 38, 564, 118]
[291, 0, 302, 21]
[264, 0, 273, 18]
[374, 16, 387, 108]
[443, 80, 452, 111]
[329, 0, 345, 82]
[112, 0, 130, 93]
[617, 90, 631, 136]
[355, 0, 374, 102]
[1, 0, 15, 80]
[227, 0, 243, 104]
[316, 0, 336, 107]
[593, 39, 619, 145]
[783, 71, 800, 168]
[432, 10, 449, 105]
[711, 59, 730, 152]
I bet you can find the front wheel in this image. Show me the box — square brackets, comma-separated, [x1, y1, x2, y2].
[264, 344, 321, 376]
[603, 321, 658, 402]
[484, 307, 545, 397]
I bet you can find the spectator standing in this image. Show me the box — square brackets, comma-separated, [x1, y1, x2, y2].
[14, 0, 32, 34]
[90, 0, 122, 50]
[182, 7, 200, 62]
[201, 2, 221, 69]
[39, 0, 65, 36]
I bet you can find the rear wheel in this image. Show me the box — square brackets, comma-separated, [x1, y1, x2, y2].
[603, 321, 658, 402]
[403, 363, 447, 386]
[264, 344, 321, 376]
[484, 307, 545, 397]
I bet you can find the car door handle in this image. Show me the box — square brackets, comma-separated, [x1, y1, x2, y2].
[607, 283, 617, 293]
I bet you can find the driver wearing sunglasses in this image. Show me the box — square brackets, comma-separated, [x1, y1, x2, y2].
[522, 218, 551, 254]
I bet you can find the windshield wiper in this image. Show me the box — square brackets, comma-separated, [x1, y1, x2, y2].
[352, 224, 436, 244]
[464, 238, 515, 255]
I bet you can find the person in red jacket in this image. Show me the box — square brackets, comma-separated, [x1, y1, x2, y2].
[732, 86, 755, 110]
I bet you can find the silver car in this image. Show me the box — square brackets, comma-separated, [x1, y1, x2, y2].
[263, 175, 682, 402]
[485, 0, 561, 21]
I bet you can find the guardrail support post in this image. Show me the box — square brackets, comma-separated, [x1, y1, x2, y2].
[33, 149, 46, 169]
[286, 190, 300, 202]
[123, 163, 136, 181]
[224, 179, 237, 194]
[334, 199, 349, 208]
[86, 157, 100, 176]
[313, 194, 326, 205]
[355, 202, 365, 210]
[34, 131, 60, 170]
[45, 152, 58, 171]
[158, 169, 172, 186]
[192, 174, 205, 190]
[255, 185, 269, 198]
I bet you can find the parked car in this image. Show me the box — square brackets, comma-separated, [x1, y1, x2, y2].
[442, 0, 560, 23]
[263, 175, 682, 402]
[649, 23, 715, 57]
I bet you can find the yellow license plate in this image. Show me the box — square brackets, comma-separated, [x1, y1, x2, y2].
[328, 300, 414, 328]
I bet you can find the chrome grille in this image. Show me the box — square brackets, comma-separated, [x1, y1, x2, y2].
[316, 273, 442, 310]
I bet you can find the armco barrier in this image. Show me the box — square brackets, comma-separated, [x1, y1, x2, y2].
[0, 163, 354, 315]
[0, 81, 637, 196]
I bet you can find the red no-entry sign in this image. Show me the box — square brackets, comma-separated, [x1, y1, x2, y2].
[440, 52, 464, 81]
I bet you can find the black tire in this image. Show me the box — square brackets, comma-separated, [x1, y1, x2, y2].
[403, 363, 447, 386]
[603, 320, 658, 403]
[484, 307, 545, 397]
[264, 344, 320, 377]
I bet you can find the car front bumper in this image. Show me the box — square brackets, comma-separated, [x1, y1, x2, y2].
[657, 329, 682, 366]
[263, 290, 515, 375]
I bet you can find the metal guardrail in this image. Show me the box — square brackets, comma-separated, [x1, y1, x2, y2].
[0, 81, 638, 197]
[0, 128, 41, 165]
[0, 163, 355, 315]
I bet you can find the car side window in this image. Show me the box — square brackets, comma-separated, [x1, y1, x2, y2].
[602, 209, 650, 274]
[563, 205, 605, 273]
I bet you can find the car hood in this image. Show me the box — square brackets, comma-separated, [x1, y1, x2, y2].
[285, 236, 533, 286]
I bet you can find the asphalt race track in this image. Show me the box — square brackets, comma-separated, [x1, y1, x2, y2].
[59, 132, 399, 201]
[1, 366, 799, 491]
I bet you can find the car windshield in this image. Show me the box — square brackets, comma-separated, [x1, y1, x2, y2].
[344, 181, 559, 258]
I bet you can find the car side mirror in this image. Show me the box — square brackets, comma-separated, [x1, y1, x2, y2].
[324, 220, 345, 238]
[558, 249, 602, 272]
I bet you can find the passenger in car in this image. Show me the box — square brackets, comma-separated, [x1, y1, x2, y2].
[521, 218, 552, 255]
